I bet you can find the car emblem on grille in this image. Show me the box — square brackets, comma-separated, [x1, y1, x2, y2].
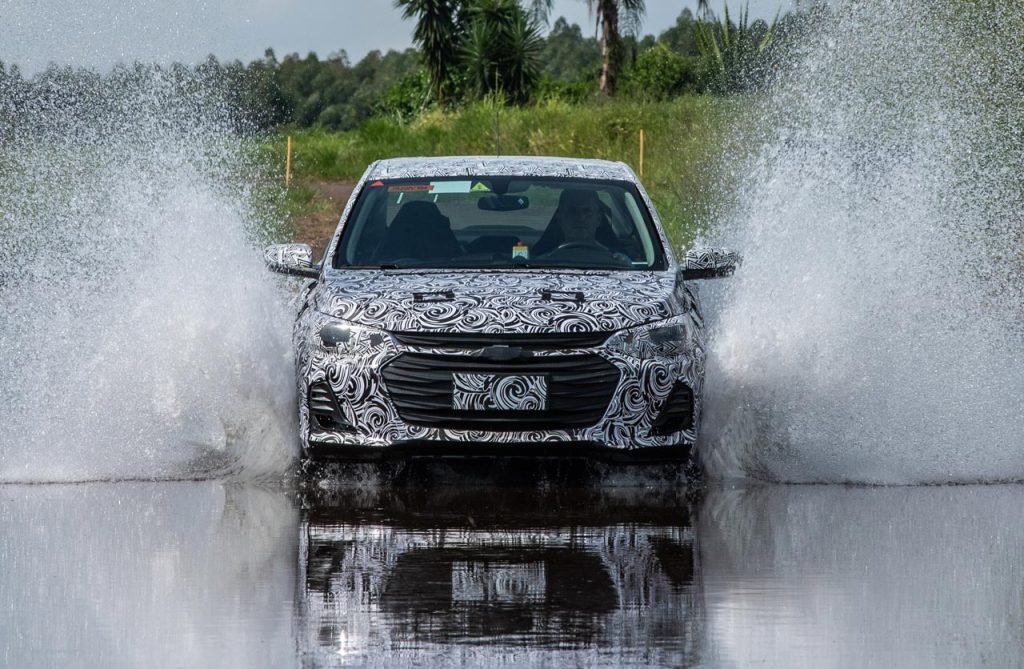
[476, 345, 533, 362]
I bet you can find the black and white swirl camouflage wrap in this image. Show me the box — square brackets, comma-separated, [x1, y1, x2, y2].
[452, 373, 548, 411]
[264, 243, 315, 276]
[683, 247, 741, 271]
[273, 156, 736, 458]
[313, 271, 677, 333]
[293, 270, 707, 451]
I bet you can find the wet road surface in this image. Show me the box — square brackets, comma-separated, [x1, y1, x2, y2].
[4, 470, 1024, 668]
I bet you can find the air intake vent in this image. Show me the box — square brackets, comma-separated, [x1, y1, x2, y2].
[308, 382, 356, 433]
[649, 383, 694, 436]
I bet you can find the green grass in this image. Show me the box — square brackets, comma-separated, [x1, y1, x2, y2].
[248, 180, 323, 243]
[261, 95, 741, 245]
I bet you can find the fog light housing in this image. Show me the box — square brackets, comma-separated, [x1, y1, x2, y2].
[649, 382, 694, 436]
[308, 382, 356, 433]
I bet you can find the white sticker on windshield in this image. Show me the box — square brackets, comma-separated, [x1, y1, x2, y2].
[429, 180, 473, 194]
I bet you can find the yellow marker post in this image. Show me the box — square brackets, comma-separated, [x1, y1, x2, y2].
[639, 128, 645, 179]
[285, 135, 293, 187]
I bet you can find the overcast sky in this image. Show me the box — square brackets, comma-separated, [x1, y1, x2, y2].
[0, 0, 794, 74]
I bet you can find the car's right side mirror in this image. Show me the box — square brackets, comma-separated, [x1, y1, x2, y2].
[679, 247, 741, 280]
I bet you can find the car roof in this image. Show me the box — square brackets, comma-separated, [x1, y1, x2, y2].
[366, 156, 639, 182]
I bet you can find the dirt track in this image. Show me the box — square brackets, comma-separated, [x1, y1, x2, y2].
[291, 181, 355, 262]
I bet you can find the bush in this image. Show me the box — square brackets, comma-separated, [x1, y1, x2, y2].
[533, 76, 598, 104]
[374, 69, 432, 123]
[317, 104, 357, 131]
[622, 44, 699, 101]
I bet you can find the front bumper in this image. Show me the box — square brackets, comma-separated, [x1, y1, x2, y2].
[294, 312, 705, 456]
[305, 441, 695, 463]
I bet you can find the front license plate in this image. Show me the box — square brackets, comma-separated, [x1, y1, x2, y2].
[452, 373, 548, 411]
[451, 561, 546, 603]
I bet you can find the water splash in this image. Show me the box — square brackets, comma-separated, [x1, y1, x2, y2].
[700, 2, 1024, 483]
[0, 70, 297, 482]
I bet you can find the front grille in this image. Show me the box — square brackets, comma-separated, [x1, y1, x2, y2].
[390, 331, 609, 350]
[381, 353, 620, 431]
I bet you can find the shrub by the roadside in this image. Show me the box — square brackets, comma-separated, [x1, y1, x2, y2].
[621, 44, 700, 101]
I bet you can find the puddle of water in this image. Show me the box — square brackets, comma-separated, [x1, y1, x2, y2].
[0, 481, 299, 668]
[4, 479, 1024, 668]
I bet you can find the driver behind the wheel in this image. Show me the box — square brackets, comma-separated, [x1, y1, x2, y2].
[532, 188, 619, 257]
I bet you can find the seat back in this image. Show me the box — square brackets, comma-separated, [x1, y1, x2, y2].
[374, 201, 460, 262]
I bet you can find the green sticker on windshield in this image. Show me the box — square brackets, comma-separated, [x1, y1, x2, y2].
[470, 182, 492, 193]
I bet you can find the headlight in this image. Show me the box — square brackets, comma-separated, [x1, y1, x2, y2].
[606, 319, 691, 360]
[315, 316, 392, 355]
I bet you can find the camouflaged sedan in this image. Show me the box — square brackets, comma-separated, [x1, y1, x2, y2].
[265, 156, 738, 470]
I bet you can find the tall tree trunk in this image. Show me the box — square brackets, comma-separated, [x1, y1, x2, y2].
[598, 0, 622, 95]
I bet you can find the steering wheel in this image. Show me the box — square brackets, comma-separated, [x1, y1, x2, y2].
[542, 240, 631, 268]
[554, 241, 610, 253]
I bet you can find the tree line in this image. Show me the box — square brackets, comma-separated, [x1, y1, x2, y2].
[0, 3, 827, 135]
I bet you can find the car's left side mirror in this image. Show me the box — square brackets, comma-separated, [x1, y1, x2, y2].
[264, 243, 320, 279]
[679, 247, 741, 280]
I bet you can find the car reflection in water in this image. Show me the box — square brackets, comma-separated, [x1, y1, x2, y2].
[299, 471, 702, 667]
[7, 477, 1024, 666]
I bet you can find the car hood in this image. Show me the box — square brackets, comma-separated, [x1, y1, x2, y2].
[313, 270, 681, 334]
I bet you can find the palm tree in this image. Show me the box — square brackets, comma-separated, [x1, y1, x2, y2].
[461, 0, 543, 103]
[530, 0, 646, 96]
[395, 0, 463, 104]
[696, 2, 779, 93]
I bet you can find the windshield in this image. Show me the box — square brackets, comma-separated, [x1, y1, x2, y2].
[332, 176, 666, 271]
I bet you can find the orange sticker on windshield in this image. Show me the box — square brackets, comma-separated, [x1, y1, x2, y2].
[388, 184, 432, 193]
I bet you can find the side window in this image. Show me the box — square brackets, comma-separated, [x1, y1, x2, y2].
[596, 191, 625, 235]
[339, 187, 387, 265]
[623, 193, 655, 264]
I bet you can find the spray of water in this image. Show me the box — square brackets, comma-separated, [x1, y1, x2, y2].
[700, 2, 1024, 483]
[0, 69, 297, 482]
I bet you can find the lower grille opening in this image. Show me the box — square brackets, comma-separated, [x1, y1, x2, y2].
[649, 382, 694, 436]
[309, 382, 356, 433]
